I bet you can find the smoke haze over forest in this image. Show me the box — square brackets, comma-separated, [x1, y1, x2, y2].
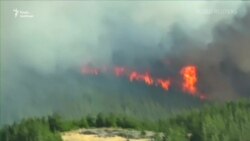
[1, 1, 250, 125]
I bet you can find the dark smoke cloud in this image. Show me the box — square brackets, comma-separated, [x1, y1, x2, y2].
[162, 4, 250, 100]
[202, 5, 250, 100]
[105, 3, 250, 101]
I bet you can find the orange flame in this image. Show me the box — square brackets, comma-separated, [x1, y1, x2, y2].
[129, 72, 154, 85]
[156, 79, 171, 91]
[180, 65, 198, 95]
[81, 64, 207, 100]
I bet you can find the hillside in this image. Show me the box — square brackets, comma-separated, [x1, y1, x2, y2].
[2, 69, 203, 125]
[1, 100, 250, 141]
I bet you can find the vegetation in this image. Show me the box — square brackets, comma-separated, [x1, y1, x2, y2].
[1, 100, 250, 141]
[0, 118, 62, 141]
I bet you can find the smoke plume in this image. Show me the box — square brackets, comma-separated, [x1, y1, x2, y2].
[1, 1, 249, 125]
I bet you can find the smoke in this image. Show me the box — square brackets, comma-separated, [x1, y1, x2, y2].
[1, 1, 249, 125]
[1, 1, 241, 73]
[165, 4, 250, 100]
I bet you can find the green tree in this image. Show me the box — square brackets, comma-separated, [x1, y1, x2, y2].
[48, 113, 64, 132]
[0, 118, 62, 141]
[105, 113, 117, 127]
[96, 113, 106, 127]
[166, 126, 189, 141]
[86, 115, 96, 127]
[78, 118, 89, 128]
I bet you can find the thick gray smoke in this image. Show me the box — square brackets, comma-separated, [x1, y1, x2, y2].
[1, 1, 249, 125]
[164, 4, 250, 100]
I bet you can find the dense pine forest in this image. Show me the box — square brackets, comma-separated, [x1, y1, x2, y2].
[1, 99, 250, 141]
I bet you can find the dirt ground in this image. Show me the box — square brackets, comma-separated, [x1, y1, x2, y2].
[61, 129, 151, 141]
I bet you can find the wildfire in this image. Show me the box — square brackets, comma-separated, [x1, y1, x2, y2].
[81, 64, 206, 100]
[156, 79, 171, 91]
[129, 72, 154, 85]
[114, 67, 126, 77]
[180, 65, 198, 95]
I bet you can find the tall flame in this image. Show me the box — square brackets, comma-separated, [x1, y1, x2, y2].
[180, 65, 198, 95]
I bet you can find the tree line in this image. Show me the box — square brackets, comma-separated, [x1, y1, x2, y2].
[1, 99, 250, 141]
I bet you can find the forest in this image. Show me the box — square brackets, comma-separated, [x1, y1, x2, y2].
[1, 99, 250, 141]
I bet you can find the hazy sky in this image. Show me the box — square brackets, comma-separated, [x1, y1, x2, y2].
[1, 1, 243, 74]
